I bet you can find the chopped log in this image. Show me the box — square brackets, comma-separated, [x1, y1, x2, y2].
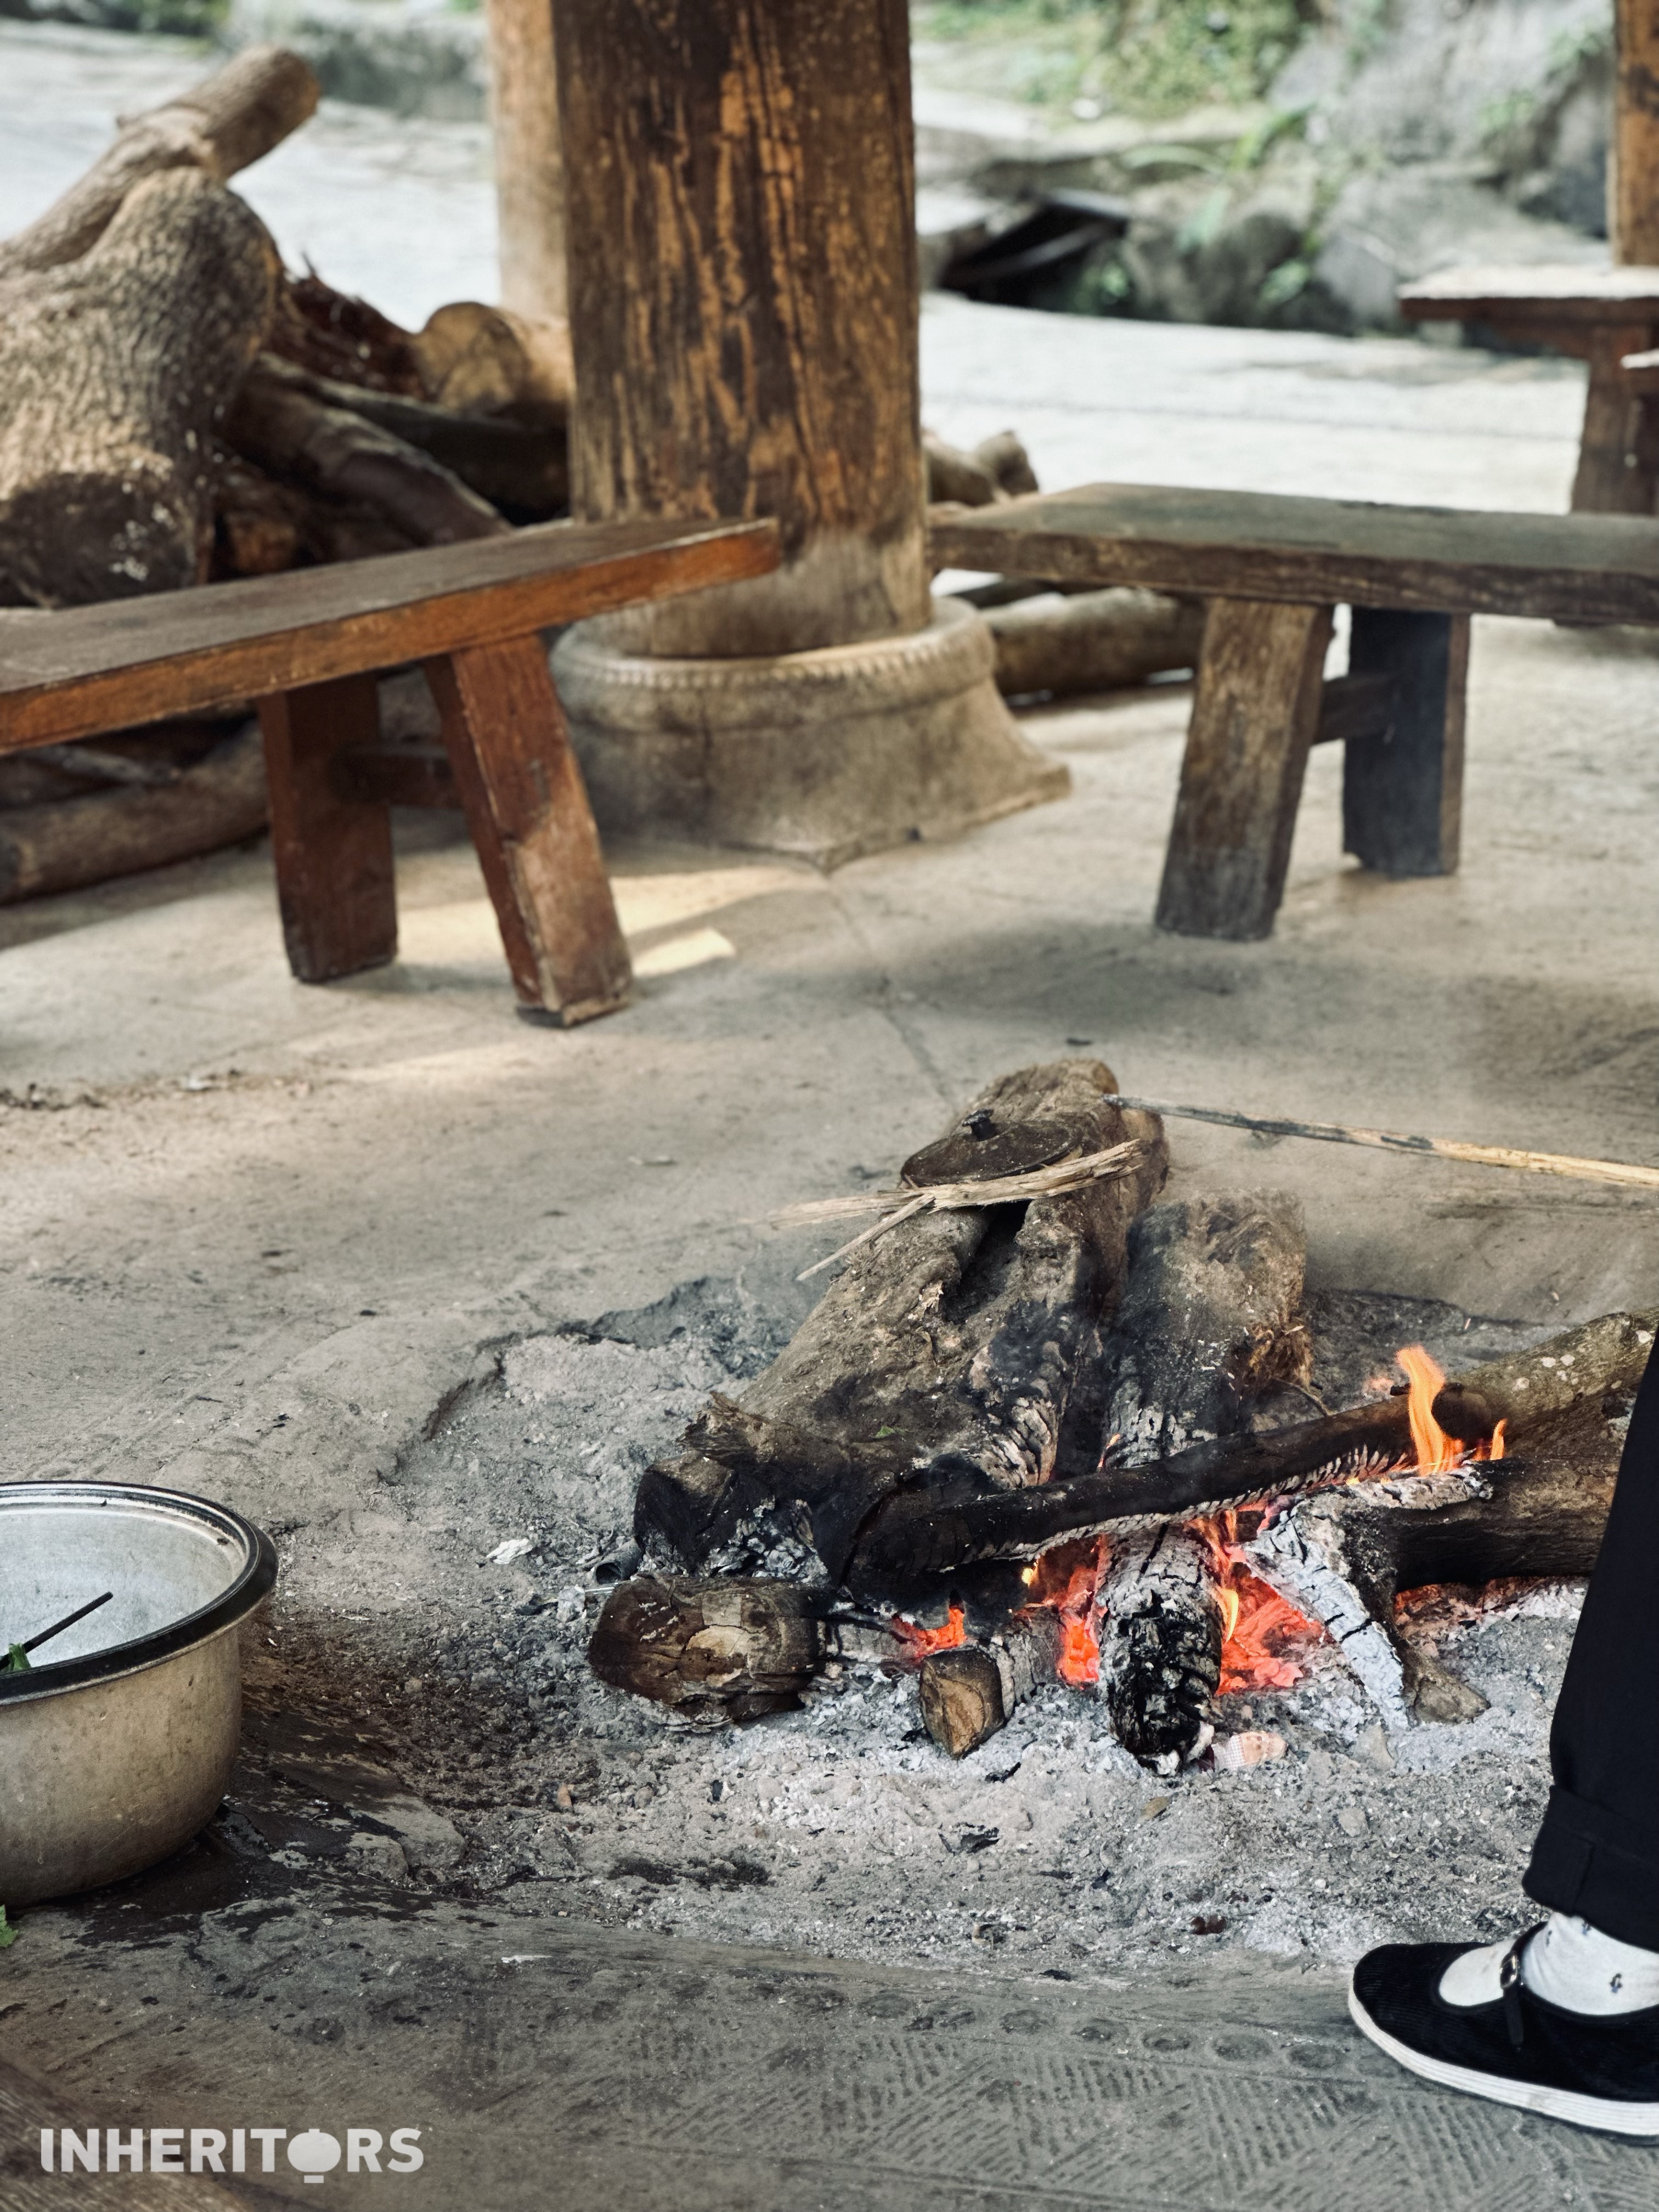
[1098, 1192, 1311, 1463]
[0, 721, 266, 903]
[268, 273, 430, 398]
[410, 303, 573, 428]
[855, 1313, 1651, 1590]
[974, 431, 1040, 499]
[922, 430, 1040, 510]
[919, 1608, 1063, 1758]
[1, 171, 279, 608]
[0, 45, 318, 279]
[241, 357, 568, 520]
[634, 1061, 1168, 1585]
[588, 1576, 823, 1722]
[983, 588, 1205, 699]
[224, 358, 511, 550]
[1097, 1525, 1223, 1769]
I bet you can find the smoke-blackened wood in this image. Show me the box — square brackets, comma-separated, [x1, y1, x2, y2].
[919, 1608, 1062, 1758]
[225, 358, 511, 551]
[984, 589, 1205, 701]
[0, 172, 279, 609]
[1342, 607, 1467, 880]
[588, 1576, 823, 1722]
[0, 45, 317, 279]
[633, 1062, 1168, 1587]
[1098, 1525, 1223, 1767]
[1100, 1191, 1311, 1464]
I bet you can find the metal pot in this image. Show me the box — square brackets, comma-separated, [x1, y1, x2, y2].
[0, 1482, 277, 1909]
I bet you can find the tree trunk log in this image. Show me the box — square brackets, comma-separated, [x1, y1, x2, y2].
[0, 171, 279, 608]
[0, 45, 318, 280]
[983, 589, 1206, 701]
[224, 357, 512, 549]
[0, 722, 267, 903]
[634, 1060, 1167, 1585]
[1614, 0, 1659, 265]
[554, 0, 928, 657]
[485, 0, 568, 323]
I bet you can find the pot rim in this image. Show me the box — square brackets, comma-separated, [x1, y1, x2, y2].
[0, 1481, 277, 1707]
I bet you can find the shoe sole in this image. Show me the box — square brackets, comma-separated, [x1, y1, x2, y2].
[1349, 1983, 1659, 2141]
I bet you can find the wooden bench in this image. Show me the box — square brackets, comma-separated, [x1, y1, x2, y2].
[1397, 266, 1659, 515]
[932, 482, 1659, 939]
[0, 516, 778, 1023]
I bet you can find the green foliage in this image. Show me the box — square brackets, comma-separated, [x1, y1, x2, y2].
[2, 1644, 29, 1674]
[913, 0, 1317, 119]
[0, 1907, 16, 1950]
[1258, 253, 1311, 308]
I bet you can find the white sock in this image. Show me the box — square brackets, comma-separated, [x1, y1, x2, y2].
[1522, 1914, 1659, 2017]
[1438, 1916, 1659, 2015]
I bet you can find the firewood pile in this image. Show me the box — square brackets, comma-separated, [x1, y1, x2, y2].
[589, 1059, 1650, 1772]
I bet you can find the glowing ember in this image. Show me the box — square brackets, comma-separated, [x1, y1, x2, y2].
[1197, 1510, 1328, 1694]
[889, 1599, 969, 1657]
[1022, 1537, 1109, 1684]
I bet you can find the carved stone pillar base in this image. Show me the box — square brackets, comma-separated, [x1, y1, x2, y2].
[551, 597, 1068, 868]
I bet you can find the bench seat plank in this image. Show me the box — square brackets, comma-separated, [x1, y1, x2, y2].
[0, 516, 779, 753]
[1397, 264, 1659, 323]
[930, 483, 1659, 626]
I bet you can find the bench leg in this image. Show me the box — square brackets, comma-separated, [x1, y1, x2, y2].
[1342, 607, 1468, 878]
[425, 637, 633, 1024]
[257, 675, 397, 983]
[1155, 596, 1333, 941]
[1572, 325, 1658, 515]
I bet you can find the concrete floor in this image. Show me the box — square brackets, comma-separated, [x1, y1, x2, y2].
[6, 33, 1659, 2202]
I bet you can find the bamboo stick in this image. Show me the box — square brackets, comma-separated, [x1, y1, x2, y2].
[1098, 1096, 1659, 1195]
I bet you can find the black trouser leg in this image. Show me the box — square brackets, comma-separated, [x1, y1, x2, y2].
[1524, 1339, 1659, 1948]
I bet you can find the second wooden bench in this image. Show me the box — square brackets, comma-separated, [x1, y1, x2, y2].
[933, 482, 1659, 939]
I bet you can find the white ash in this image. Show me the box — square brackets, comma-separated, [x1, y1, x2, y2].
[252, 1277, 1583, 1985]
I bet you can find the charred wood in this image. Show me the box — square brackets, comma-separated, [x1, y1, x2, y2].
[1097, 1525, 1224, 1768]
[919, 1608, 1063, 1758]
[633, 1060, 1167, 1586]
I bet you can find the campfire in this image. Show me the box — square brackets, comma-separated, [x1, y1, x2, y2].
[589, 1060, 1649, 1772]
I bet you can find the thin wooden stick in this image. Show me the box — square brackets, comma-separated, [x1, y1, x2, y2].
[1099, 1096, 1659, 1195]
[791, 1138, 1149, 1281]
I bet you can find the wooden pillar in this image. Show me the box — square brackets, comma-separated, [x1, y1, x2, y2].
[1613, 0, 1659, 265]
[484, 0, 567, 322]
[552, 0, 928, 658]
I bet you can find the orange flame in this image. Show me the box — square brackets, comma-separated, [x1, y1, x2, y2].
[889, 1599, 969, 1658]
[1196, 1510, 1327, 1695]
[1396, 1344, 1505, 1471]
[1021, 1537, 1109, 1685]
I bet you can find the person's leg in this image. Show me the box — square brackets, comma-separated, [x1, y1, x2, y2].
[1347, 1339, 1659, 2137]
[1523, 1336, 1659, 1945]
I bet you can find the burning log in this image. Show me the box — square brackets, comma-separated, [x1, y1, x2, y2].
[1097, 1525, 1224, 1769]
[1244, 1312, 1654, 1722]
[0, 171, 279, 608]
[633, 1060, 1168, 1585]
[919, 1608, 1063, 1758]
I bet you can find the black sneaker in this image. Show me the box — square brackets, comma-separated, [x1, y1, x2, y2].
[1350, 1933, 1659, 2140]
